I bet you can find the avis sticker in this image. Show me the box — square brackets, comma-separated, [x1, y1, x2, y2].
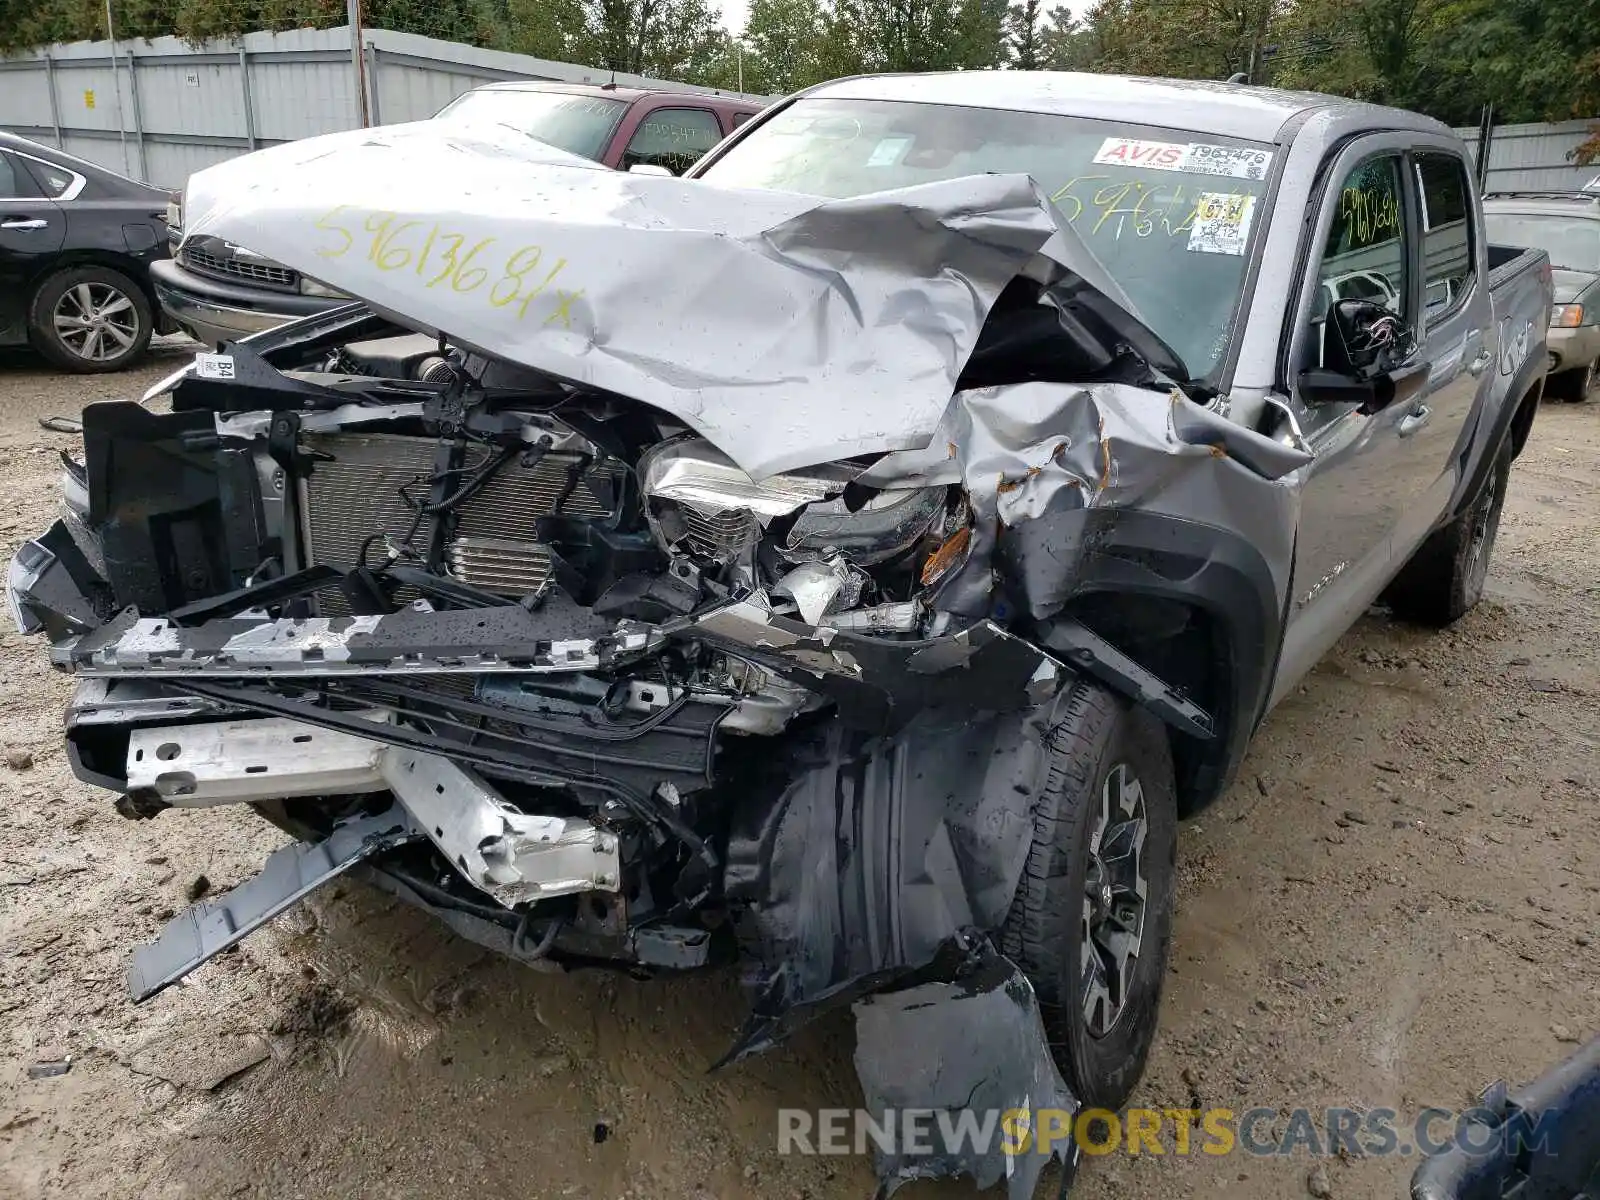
[1092, 138, 1191, 171]
[1188, 193, 1256, 256]
[195, 353, 236, 380]
[1091, 138, 1275, 181]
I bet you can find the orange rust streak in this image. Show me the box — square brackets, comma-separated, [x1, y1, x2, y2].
[921, 526, 972, 586]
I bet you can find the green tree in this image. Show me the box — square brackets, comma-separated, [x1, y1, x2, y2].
[740, 0, 827, 92]
[1038, 4, 1084, 68]
[1006, 0, 1043, 68]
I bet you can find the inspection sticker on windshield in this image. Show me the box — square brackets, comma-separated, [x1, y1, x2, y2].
[194, 353, 236, 380]
[1182, 143, 1274, 180]
[1187, 193, 1256, 256]
[1092, 138, 1274, 180]
[865, 136, 913, 167]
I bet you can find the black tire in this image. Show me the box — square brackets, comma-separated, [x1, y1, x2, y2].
[1000, 680, 1177, 1111]
[1557, 359, 1595, 403]
[28, 265, 153, 374]
[1383, 437, 1513, 625]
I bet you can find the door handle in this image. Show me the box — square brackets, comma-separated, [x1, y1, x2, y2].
[1463, 328, 1492, 376]
[1398, 404, 1432, 437]
[0, 217, 48, 231]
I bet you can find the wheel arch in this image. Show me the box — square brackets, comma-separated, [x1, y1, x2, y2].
[28, 252, 161, 322]
[1006, 508, 1286, 816]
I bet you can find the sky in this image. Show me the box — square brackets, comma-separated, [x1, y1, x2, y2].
[715, 0, 1081, 37]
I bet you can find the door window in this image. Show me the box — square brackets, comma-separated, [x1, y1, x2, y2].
[1305, 154, 1410, 369]
[1415, 153, 1472, 318]
[23, 157, 77, 199]
[620, 108, 723, 175]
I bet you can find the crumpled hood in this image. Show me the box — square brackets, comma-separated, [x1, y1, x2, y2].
[182, 119, 1141, 478]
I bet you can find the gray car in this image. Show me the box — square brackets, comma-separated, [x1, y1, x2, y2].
[9, 72, 1553, 1196]
[1484, 190, 1600, 400]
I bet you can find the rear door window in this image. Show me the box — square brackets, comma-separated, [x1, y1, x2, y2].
[621, 108, 723, 175]
[1414, 153, 1473, 318]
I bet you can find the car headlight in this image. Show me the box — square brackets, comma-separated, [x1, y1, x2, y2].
[165, 197, 182, 241]
[639, 437, 947, 567]
[640, 439, 850, 560]
[299, 276, 349, 299]
[1552, 303, 1584, 328]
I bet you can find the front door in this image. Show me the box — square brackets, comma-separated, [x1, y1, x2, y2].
[1271, 142, 1432, 700]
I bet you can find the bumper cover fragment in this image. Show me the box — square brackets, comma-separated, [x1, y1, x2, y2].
[127, 808, 418, 1002]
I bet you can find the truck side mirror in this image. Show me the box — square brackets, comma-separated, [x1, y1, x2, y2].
[1298, 358, 1430, 414]
[1328, 298, 1415, 377]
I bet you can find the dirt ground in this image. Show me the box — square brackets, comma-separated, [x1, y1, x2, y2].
[0, 341, 1596, 1200]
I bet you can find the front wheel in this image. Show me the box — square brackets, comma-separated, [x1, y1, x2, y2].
[28, 265, 153, 373]
[1000, 680, 1177, 1111]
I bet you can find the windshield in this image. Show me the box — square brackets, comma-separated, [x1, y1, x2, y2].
[1484, 211, 1600, 271]
[435, 90, 627, 161]
[696, 97, 1277, 377]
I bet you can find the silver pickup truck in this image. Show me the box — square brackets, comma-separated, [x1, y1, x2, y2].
[7, 73, 1552, 1195]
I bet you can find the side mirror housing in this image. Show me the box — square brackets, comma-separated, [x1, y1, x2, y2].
[1298, 359, 1430, 415]
[627, 163, 674, 177]
[1328, 298, 1415, 376]
[1298, 368, 1377, 408]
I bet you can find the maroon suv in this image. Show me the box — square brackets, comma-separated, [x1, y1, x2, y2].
[152, 82, 764, 347]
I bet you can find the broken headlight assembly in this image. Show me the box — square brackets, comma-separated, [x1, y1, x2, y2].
[639, 436, 950, 574]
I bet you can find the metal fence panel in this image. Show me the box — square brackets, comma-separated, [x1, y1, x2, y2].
[1453, 119, 1596, 192]
[0, 25, 766, 190]
[136, 59, 249, 138]
[250, 57, 361, 141]
[0, 60, 56, 127]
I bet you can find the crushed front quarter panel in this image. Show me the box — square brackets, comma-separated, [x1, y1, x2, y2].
[856, 383, 1310, 620]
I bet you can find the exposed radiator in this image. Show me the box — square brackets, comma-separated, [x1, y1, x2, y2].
[299, 432, 620, 607]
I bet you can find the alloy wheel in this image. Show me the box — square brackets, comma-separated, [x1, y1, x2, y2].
[1080, 762, 1150, 1038]
[52, 282, 139, 363]
[1465, 463, 1502, 596]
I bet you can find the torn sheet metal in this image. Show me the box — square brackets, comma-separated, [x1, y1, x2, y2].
[854, 946, 1080, 1200]
[60, 601, 659, 678]
[722, 692, 1070, 1058]
[382, 748, 620, 906]
[180, 120, 1137, 478]
[856, 383, 1311, 617]
[687, 593, 1062, 732]
[127, 807, 418, 1002]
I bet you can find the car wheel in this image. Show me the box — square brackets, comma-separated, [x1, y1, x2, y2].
[1000, 679, 1176, 1111]
[28, 266, 153, 374]
[1383, 437, 1513, 626]
[1562, 359, 1595, 403]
